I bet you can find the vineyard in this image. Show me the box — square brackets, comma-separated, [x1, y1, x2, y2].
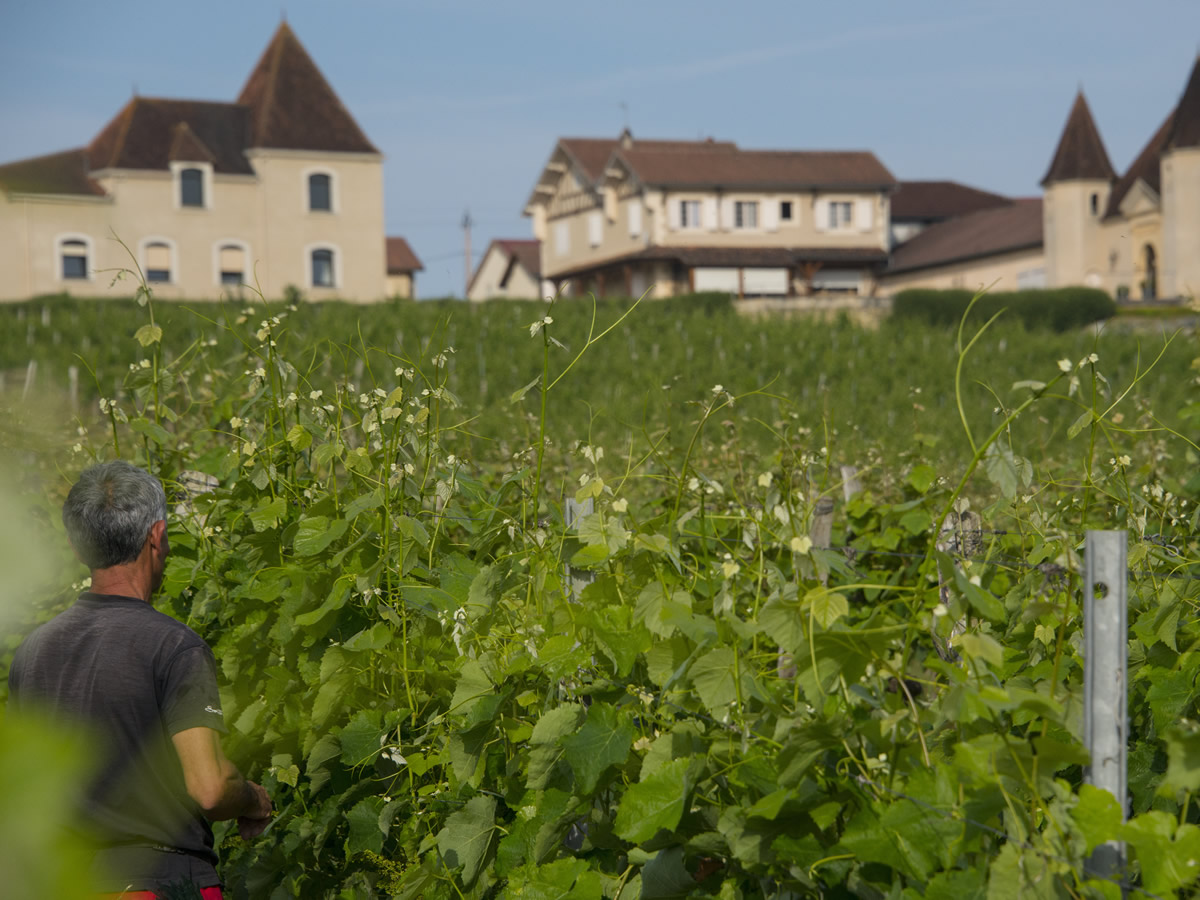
[1, 286, 1199, 899]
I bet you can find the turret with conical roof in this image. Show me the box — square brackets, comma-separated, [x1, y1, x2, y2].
[1041, 91, 1116, 185]
[1041, 90, 1115, 288]
[1160, 54, 1200, 298]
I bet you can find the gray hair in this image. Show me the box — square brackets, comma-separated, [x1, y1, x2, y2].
[62, 460, 167, 570]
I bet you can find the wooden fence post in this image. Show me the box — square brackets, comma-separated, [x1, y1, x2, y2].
[1084, 530, 1128, 887]
[840, 465, 861, 502]
[564, 497, 595, 604]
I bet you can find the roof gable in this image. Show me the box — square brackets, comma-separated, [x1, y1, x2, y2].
[168, 122, 217, 164]
[386, 237, 423, 273]
[1166, 55, 1200, 149]
[1104, 109, 1173, 220]
[1041, 91, 1116, 185]
[237, 23, 377, 154]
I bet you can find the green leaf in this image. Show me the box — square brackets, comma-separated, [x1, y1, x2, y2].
[134, 323, 163, 346]
[510, 375, 541, 405]
[249, 497, 286, 532]
[1147, 669, 1195, 736]
[286, 423, 312, 451]
[345, 796, 385, 857]
[808, 590, 848, 628]
[1071, 784, 1123, 853]
[958, 632, 1003, 668]
[437, 795, 498, 887]
[343, 487, 383, 521]
[615, 757, 691, 842]
[129, 417, 171, 446]
[1121, 810, 1200, 896]
[907, 464, 937, 494]
[689, 647, 753, 714]
[293, 516, 349, 556]
[561, 703, 634, 795]
[983, 442, 1032, 500]
[1161, 725, 1200, 795]
[1067, 408, 1096, 440]
[639, 846, 695, 899]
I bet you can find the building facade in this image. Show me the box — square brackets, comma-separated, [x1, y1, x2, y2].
[0, 24, 388, 303]
[523, 131, 896, 299]
[467, 239, 547, 301]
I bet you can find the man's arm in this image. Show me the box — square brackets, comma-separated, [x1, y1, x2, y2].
[172, 726, 272, 829]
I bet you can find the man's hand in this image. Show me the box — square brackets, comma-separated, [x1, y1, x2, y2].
[236, 781, 273, 840]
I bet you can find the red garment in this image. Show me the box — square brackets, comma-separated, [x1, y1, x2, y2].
[97, 888, 222, 899]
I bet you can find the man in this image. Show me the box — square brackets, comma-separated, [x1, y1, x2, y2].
[8, 460, 271, 898]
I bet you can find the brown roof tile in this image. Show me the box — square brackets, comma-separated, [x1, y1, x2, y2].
[237, 23, 377, 154]
[87, 97, 254, 174]
[890, 180, 1010, 221]
[616, 147, 896, 190]
[496, 239, 541, 277]
[386, 237, 423, 273]
[1166, 55, 1200, 149]
[887, 198, 1043, 274]
[560, 135, 735, 181]
[0, 148, 106, 197]
[167, 121, 217, 164]
[1041, 91, 1116, 185]
[1104, 110, 1173, 219]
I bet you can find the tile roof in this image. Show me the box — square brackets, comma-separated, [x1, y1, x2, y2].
[496, 239, 541, 278]
[467, 238, 541, 296]
[890, 181, 1010, 221]
[0, 148, 106, 197]
[615, 147, 896, 190]
[1041, 91, 1116, 185]
[237, 23, 378, 154]
[560, 135, 736, 181]
[549, 245, 887, 279]
[1104, 110, 1173, 219]
[87, 98, 255, 174]
[386, 237, 423, 273]
[887, 198, 1043, 275]
[1166, 55, 1200, 149]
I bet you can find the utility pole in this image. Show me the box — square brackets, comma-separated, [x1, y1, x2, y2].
[461, 209, 473, 299]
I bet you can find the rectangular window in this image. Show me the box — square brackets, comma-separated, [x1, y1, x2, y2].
[554, 221, 569, 256]
[180, 168, 204, 208]
[588, 211, 603, 247]
[734, 201, 758, 229]
[62, 253, 87, 279]
[828, 201, 853, 229]
[780, 200, 793, 221]
[145, 243, 171, 283]
[312, 249, 335, 287]
[680, 200, 701, 228]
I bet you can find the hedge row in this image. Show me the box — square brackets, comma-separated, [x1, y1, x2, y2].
[891, 287, 1116, 331]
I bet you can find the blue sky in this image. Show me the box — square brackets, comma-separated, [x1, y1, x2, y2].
[2, 1, 1198, 297]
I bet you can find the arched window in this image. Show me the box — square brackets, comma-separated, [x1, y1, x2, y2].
[145, 241, 172, 283]
[219, 243, 246, 287]
[309, 173, 332, 211]
[180, 168, 204, 207]
[311, 248, 335, 288]
[59, 238, 89, 279]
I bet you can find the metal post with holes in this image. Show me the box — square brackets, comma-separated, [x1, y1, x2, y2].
[564, 497, 595, 604]
[1084, 530, 1127, 887]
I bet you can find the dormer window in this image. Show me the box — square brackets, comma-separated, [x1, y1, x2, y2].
[309, 173, 332, 211]
[180, 168, 204, 207]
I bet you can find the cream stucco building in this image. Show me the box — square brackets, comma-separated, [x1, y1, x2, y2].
[0, 24, 391, 303]
[467, 239, 548, 301]
[879, 55, 1200, 300]
[523, 131, 896, 299]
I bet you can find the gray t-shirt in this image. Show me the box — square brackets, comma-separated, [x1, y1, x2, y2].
[8, 592, 229, 892]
